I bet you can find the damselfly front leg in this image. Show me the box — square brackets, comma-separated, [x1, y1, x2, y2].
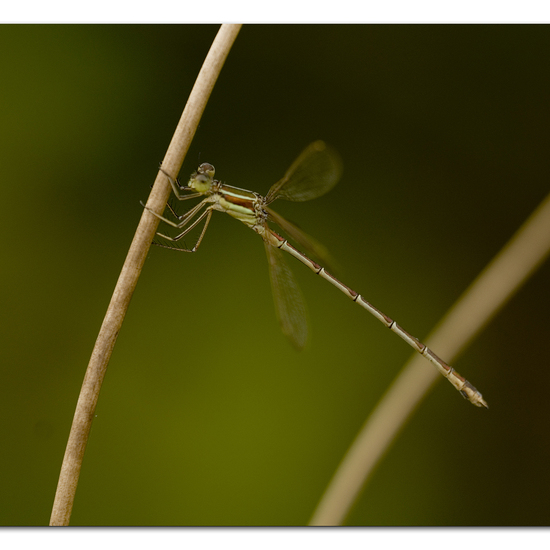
[158, 166, 203, 202]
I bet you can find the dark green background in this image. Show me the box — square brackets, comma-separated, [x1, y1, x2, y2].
[2, 25, 549, 526]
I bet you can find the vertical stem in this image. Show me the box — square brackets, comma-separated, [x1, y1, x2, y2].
[49, 24, 242, 527]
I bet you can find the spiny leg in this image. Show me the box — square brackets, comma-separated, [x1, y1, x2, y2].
[155, 208, 213, 252]
[142, 198, 210, 230]
[165, 199, 183, 221]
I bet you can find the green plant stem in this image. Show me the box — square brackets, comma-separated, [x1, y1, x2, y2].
[49, 24, 242, 527]
[310, 190, 550, 526]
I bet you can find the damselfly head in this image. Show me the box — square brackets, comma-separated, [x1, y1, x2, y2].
[189, 162, 215, 193]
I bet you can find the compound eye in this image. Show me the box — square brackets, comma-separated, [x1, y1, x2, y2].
[194, 174, 210, 186]
[198, 163, 215, 179]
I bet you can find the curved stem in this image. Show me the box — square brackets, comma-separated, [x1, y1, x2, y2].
[49, 24, 242, 527]
[310, 190, 550, 526]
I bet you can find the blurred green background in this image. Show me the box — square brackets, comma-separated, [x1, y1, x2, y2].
[2, 25, 550, 526]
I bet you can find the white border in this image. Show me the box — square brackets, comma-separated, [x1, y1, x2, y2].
[2, 1, 550, 23]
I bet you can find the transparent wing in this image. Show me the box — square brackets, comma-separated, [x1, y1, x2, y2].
[265, 140, 343, 204]
[265, 206, 340, 275]
[264, 240, 308, 350]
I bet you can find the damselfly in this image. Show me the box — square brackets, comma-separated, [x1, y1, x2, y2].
[143, 141, 487, 408]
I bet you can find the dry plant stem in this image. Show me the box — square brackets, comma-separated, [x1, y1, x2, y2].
[310, 191, 550, 526]
[49, 24, 242, 527]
